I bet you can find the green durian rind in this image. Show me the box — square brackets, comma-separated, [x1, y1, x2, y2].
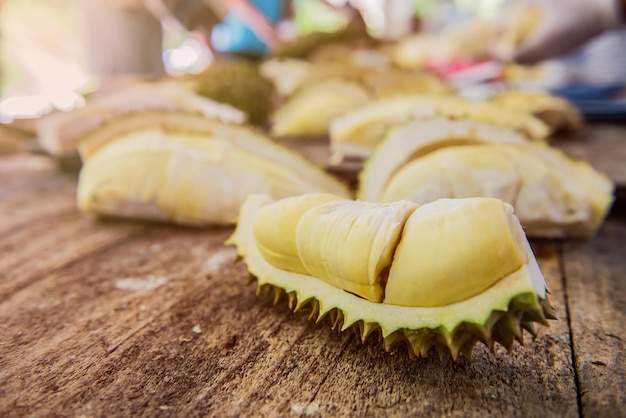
[229, 194, 555, 359]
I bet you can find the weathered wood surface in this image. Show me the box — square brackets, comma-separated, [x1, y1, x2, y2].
[0, 132, 624, 417]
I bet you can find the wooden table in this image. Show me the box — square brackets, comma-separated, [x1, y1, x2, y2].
[1, 126, 625, 417]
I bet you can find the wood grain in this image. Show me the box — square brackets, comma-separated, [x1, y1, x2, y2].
[562, 218, 626, 418]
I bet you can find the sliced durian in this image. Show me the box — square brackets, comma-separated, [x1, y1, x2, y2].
[77, 111, 351, 226]
[359, 119, 614, 237]
[230, 194, 555, 360]
[271, 79, 371, 138]
[491, 90, 583, 133]
[37, 81, 246, 157]
[356, 117, 529, 201]
[329, 95, 549, 162]
[363, 69, 451, 98]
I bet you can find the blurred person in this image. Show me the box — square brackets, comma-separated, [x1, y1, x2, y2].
[492, 0, 626, 64]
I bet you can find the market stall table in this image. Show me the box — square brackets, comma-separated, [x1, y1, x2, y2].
[0, 125, 624, 417]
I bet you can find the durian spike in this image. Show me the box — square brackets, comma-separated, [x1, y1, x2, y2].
[288, 292, 298, 311]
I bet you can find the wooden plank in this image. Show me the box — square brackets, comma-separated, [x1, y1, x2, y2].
[0, 212, 143, 303]
[562, 217, 626, 417]
[0, 218, 579, 417]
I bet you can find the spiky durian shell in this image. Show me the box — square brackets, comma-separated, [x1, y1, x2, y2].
[229, 194, 556, 360]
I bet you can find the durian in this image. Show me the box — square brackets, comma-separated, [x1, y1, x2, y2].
[392, 19, 492, 69]
[36, 81, 246, 157]
[190, 59, 275, 126]
[358, 118, 613, 237]
[490, 90, 583, 133]
[230, 193, 555, 360]
[271, 79, 371, 138]
[77, 111, 350, 226]
[329, 95, 549, 162]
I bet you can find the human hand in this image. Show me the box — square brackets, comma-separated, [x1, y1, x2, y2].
[491, 0, 623, 63]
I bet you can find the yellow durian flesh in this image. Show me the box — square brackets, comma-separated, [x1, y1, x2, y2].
[380, 145, 522, 204]
[329, 94, 549, 162]
[375, 142, 614, 237]
[357, 118, 529, 202]
[252, 193, 347, 275]
[490, 90, 582, 132]
[252, 195, 528, 308]
[77, 111, 351, 226]
[295, 199, 418, 302]
[384, 198, 527, 307]
[271, 79, 371, 137]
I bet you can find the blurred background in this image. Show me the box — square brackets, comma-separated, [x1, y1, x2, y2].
[0, 0, 625, 125]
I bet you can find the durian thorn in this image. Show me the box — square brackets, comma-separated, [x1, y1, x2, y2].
[315, 311, 327, 324]
[247, 274, 256, 285]
[359, 321, 379, 343]
[382, 332, 402, 353]
[308, 299, 320, 321]
[256, 283, 269, 297]
[542, 299, 558, 321]
[459, 340, 476, 362]
[521, 321, 537, 337]
[294, 296, 313, 313]
[287, 292, 297, 311]
[273, 286, 283, 305]
[436, 345, 447, 362]
[332, 310, 345, 330]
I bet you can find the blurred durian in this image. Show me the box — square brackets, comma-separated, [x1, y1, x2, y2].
[77, 111, 350, 226]
[329, 95, 549, 162]
[490, 90, 583, 133]
[271, 79, 371, 138]
[358, 118, 613, 238]
[189, 59, 275, 126]
[37, 81, 246, 158]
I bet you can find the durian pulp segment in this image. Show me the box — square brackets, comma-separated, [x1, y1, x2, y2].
[78, 112, 351, 199]
[490, 91, 582, 132]
[384, 198, 527, 307]
[328, 95, 549, 163]
[527, 145, 614, 231]
[357, 118, 529, 202]
[77, 112, 352, 226]
[79, 129, 328, 225]
[374, 142, 614, 237]
[230, 195, 550, 358]
[252, 193, 348, 275]
[295, 199, 418, 302]
[329, 96, 439, 162]
[379, 145, 522, 204]
[271, 79, 371, 137]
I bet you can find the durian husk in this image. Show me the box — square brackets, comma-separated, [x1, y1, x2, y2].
[229, 194, 556, 360]
[188, 59, 275, 126]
